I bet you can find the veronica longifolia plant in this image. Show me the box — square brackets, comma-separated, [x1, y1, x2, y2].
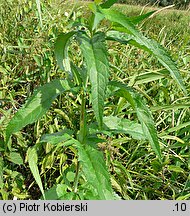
[5, 0, 186, 199]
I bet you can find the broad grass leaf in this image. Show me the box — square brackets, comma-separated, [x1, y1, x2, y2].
[75, 142, 116, 199]
[162, 121, 190, 134]
[102, 8, 187, 95]
[161, 135, 185, 145]
[103, 116, 144, 139]
[109, 81, 162, 161]
[151, 103, 190, 112]
[6, 79, 70, 144]
[27, 147, 45, 199]
[55, 32, 76, 74]
[128, 70, 170, 85]
[78, 32, 109, 128]
[168, 165, 185, 173]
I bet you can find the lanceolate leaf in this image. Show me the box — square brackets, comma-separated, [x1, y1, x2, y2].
[129, 10, 156, 25]
[103, 116, 144, 140]
[6, 79, 71, 144]
[88, 4, 105, 31]
[91, 12, 105, 31]
[101, 8, 187, 95]
[76, 142, 116, 199]
[27, 147, 45, 199]
[40, 130, 73, 145]
[40, 130, 79, 150]
[70, 62, 88, 87]
[106, 30, 133, 44]
[109, 81, 162, 161]
[78, 32, 110, 128]
[100, 0, 118, 9]
[55, 32, 76, 74]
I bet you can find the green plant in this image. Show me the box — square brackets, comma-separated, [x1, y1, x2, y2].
[118, 0, 190, 8]
[4, 0, 187, 200]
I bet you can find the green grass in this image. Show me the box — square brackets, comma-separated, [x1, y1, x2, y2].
[0, 0, 190, 200]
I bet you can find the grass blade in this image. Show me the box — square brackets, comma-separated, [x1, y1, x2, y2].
[35, 0, 43, 28]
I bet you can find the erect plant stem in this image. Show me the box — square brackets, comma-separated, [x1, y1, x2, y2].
[73, 89, 87, 193]
[78, 90, 87, 144]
